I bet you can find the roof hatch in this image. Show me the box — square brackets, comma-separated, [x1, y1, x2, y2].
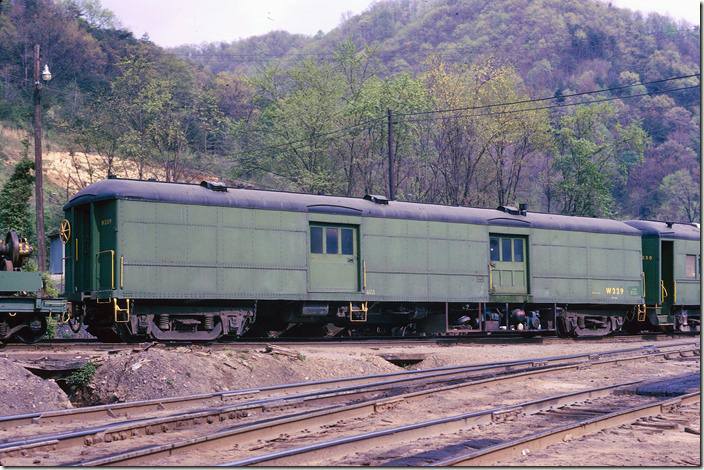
[364, 194, 389, 205]
[200, 181, 228, 192]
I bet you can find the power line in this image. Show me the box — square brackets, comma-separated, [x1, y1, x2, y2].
[397, 73, 700, 117]
[241, 115, 386, 155]
[240, 80, 699, 157]
[398, 85, 700, 124]
[239, 95, 700, 187]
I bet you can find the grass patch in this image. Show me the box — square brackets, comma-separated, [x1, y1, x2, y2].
[65, 361, 98, 391]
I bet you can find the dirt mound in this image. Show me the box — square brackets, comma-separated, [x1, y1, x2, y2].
[77, 345, 401, 405]
[0, 357, 72, 416]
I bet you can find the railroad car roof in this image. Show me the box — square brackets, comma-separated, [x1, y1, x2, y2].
[623, 220, 700, 241]
[65, 179, 645, 236]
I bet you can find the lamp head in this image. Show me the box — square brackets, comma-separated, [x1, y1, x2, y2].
[41, 64, 52, 81]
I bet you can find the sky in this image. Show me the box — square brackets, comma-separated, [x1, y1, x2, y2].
[99, 0, 700, 48]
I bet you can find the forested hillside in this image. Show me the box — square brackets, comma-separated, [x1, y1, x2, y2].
[0, 0, 700, 236]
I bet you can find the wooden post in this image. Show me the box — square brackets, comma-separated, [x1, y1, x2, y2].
[33, 44, 47, 273]
[387, 109, 395, 201]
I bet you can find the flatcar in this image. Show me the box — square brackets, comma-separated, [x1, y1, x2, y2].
[0, 231, 66, 343]
[59, 177, 700, 342]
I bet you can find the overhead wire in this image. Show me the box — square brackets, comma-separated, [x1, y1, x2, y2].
[397, 85, 700, 124]
[243, 81, 699, 154]
[241, 115, 386, 155]
[397, 73, 700, 117]
[250, 94, 699, 162]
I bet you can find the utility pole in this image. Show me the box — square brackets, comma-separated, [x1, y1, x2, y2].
[387, 109, 395, 201]
[33, 44, 46, 272]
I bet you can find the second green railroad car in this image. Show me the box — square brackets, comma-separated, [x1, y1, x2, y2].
[59, 178, 699, 342]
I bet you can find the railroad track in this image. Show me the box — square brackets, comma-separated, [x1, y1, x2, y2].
[224, 384, 700, 466]
[1, 331, 698, 353]
[428, 391, 700, 466]
[0, 342, 698, 466]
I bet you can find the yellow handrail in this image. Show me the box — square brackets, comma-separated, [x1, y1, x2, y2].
[362, 260, 367, 291]
[674, 280, 677, 304]
[637, 304, 647, 322]
[641, 272, 645, 299]
[114, 298, 130, 323]
[489, 263, 495, 292]
[661, 280, 668, 303]
[349, 301, 368, 322]
[120, 256, 124, 289]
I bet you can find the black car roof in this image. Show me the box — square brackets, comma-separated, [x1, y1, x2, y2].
[623, 220, 700, 241]
[65, 179, 646, 236]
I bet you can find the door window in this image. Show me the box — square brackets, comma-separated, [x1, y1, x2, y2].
[490, 236, 525, 262]
[501, 238, 512, 261]
[310, 225, 356, 255]
[490, 238, 500, 261]
[310, 226, 323, 253]
[325, 227, 338, 254]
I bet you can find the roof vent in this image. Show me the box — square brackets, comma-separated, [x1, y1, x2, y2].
[519, 203, 527, 216]
[107, 174, 117, 179]
[363, 194, 389, 205]
[497, 205, 521, 216]
[666, 221, 674, 228]
[147, 177, 157, 182]
[200, 181, 228, 192]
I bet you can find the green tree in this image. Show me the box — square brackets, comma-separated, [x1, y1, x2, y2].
[480, 66, 551, 207]
[0, 157, 35, 242]
[110, 52, 198, 181]
[110, 52, 161, 179]
[656, 170, 700, 223]
[241, 58, 346, 193]
[551, 102, 647, 217]
[68, 92, 127, 179]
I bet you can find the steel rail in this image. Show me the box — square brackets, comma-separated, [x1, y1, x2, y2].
[218, 380, 655, 466]
[430, 392, 701, 466]
[0, 355, 609, 455]
[2, 341, 692, 431]
[2, 331, 697, 351]
[58, 347, 696, 466]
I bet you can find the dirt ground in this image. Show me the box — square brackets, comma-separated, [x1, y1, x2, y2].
[73, 344, 402, 405]
[0, 357, 72, 416]
[0, 337, 698, 466]
[1, 337, 696, 414]
[71, 337, 701, 406]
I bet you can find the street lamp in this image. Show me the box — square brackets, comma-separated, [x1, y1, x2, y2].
[41, 64, 52, 82]
[33, 44, 51, 274]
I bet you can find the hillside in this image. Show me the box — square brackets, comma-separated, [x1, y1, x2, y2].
[0, 0, 700, 235]
[175, 0, 699, 98]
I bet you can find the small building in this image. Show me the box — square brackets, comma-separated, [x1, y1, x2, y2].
[48, 233, 64, 275]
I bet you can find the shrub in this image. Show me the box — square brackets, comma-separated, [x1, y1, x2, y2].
[65, 361, 98, 390]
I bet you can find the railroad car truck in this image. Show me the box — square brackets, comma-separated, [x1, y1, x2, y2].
[57, 177, 695, 342]
[0, 231, 66, 343]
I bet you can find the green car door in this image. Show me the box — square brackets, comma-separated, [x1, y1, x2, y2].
[308, 225, 359, 292]
[489, 235, 528, 294]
